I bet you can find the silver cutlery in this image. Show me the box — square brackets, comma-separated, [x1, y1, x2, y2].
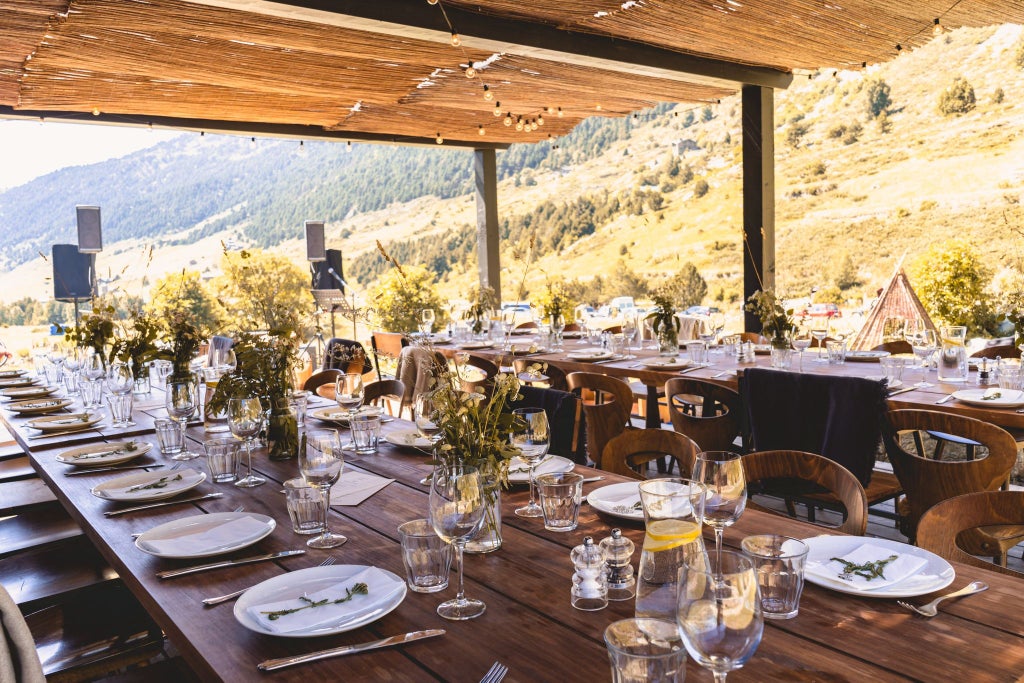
[65, 463, 165, 476]
[30, 427, 102, 440]
[581, 476, 605, 483]
[897, 581, 987, 617]
[156, 549, 306, 579]
[886, 386, 916, 397]
[480, 660, 509, 683]
[257, 629, 445, 672]
[712, 370, 733, 378]
[935, 393, 956, 404]
[104, 492, 224, 517]
[677, 364, 708, 375]
[202, 557, 336, 606]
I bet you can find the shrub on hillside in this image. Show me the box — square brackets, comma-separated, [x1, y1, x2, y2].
[693, 179, 709, 198]
[938, 77, 976, 116]
[841, 123, 862, 145]
[875, 111, 892, 134]
[909, 239, 997, 334]
[1016, 41, 1024, 69]
[786, 122, 809, 147]
[834, 253, 861, 291]
[993, 88, 1005, 104]
[865, 78, 892, 118]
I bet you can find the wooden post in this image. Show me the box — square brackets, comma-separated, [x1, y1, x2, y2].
[475, 148, 501, 296]
[742, 84, 775, 333]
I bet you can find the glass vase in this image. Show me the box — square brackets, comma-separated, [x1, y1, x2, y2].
[465, 478, 502, 554]
[267, 401, 298, 461]
[769, 330, 793, 369]
[657, 326, 679, 357]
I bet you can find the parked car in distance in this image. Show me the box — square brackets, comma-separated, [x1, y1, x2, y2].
[683, 305, 721, 316]
[804, 303, 842, 318]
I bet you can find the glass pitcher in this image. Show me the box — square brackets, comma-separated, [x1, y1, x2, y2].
[635, 479, 707, 622]
[937, 325, 968, 383]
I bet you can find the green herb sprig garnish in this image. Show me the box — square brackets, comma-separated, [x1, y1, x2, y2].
[74, 441, 138, 460]
[981, 391, 1002, 401]
[126, 473, 182, 493]
[261, 582, 369, 621]
[831, 554, 898, 581]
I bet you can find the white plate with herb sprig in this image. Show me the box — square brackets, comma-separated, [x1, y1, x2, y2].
[7, 397, 74, 415]
[26, 412, 103, 432]
[952, 388, 1024, 408]
[0, 369, 27, 379]
[135, 511, 275, 560]
[1, 385, 58, 400]
[0, 376, 38, 388]
[802, 535, 954, 598]
[57, 441, 152, 468]
[586, 481, 644, 521]
[91, 467, 206, 502]
[234, 564, 406, 638]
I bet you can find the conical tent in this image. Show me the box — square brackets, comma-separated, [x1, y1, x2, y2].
[849, 264, 935, 351]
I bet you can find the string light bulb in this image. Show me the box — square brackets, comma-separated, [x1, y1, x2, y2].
[250, 136, 256, 148]
[427, 0, 438, 4]
[932, 18, 945, 36]
[482, 85, 493, 100]
[504, 113, 512, 126]
[557, 107, 564, 117]
[450, 33, 461, 47]
[595, 103, 602, 111]
[91, 107, 100, 116]
[515, 116, 524, 131]
[465, 65, 476, 79]
[435, 132, 444, 144]
[493, 101, 502, 116]
[297, 140, 307, 156]
[478, 125, 485, 136]
[546, 106, 555, 114]
[537, 115, 544, 126]
[346, 141, 352, 153]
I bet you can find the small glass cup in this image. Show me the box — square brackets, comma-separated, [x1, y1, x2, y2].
[879, 356, 904, 387]
[289, 390, 310, 424]
[604, 618, 686, 683]
[350, 413, 381, 455]
[398, 518, 452, 593]
[826, 340, 847, 365]
[741, 534, 809, 620]
[106, 392, 135, 428]
[154, 417, 184, 455]
[999, 364, 1023, 391]
[203, 437, 240, 484]
[536, 472, 584, 532]
[79, 378, 104, 409]
[284, 478, 323, 536]
[686, 340, 708, 365]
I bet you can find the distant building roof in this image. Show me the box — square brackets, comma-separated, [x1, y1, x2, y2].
[849, 265, 934, 350]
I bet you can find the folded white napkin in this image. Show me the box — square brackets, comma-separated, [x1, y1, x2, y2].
[106, 468, 203, 500]
[248, 566, 404, 634]
[139, 514, 269, 556]
[805, 543, 927, 591]
[330, 472, 394, 506]
[509, 456, 567, 478]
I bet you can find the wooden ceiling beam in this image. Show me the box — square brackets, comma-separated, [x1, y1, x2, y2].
[188, 0, 793, 91]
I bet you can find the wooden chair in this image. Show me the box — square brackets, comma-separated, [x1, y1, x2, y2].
[323, 338, 374, 375]
[969, 344, 1021, 359]
[917, 491, 1024, 578]
[303, 369, 341, 399]
[566, 372, 634, 469]
[364, 378, 407, 417]
[601, 429, 699, 480]
[664, 377, 743, 453]
[738, 332, 769, 344]
[742, 450, 868, 535]
[884, 409, 1024, 564]
[370, 331, 408, 378]
[461, 354, 499, 395]
[512, 358, 567, 391]
[510, 386, 586, 464]
[871, 340, 912, 355]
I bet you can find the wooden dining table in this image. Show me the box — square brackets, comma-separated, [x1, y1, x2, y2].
[4, 388, 1024, 682]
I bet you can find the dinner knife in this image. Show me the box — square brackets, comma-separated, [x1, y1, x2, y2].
[65, 463, 165, 476]
[887, 386, 916, 397]
[29, 427, 102, 440]
[156, 549, 306, 579]
[257, 629, 446, 672]
[104, 492, 224, 517]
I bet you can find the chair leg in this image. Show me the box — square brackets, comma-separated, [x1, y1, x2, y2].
[912, 431, 927, 459]
[932, 438, 946, 460]
[806, 504, 816, 523]
[784, 499, 797, 518]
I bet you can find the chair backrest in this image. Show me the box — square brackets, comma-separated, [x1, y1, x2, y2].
[566, 372, 634, 468]
[323, 338, 373, 375]
[969, 344, 1021, 359]
[512, 358, 568, 391]
[883, 409, 1018, 541]
[740, 368, 888, 488]
[461, 355, 499, 395]
[364, 378, 407, 417]
[395, 346, 446, 406]
[0, 584, 46, 683]
[738, 332, 768, 344]
[742, 450, 868, 535]
[601, 429, 699, 480]
[509, 385, 585, 464]
[916, 491, 1024, 578]
[871, 340, 912, 355]
[370, 332, 409, 378]
[664, 377, 742, 453]
[303, 369, 341, 398]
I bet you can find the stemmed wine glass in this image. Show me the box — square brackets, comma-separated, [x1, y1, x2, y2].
[621, 313, 638, 359]
[510, 407, 550, 518]
[106, 361, 136, 428]
[904, 321, 936, 388]
[166, 379, 199, 460]
[810, 317, 829, 362]
[677, 550, 764, 682]
[500, 309, 517, 350]
[429, 462, 486, 620]
[414, 394, 443, 449]
[693, 451, 747, 565]
[791, 321, 812, 372]
[80, 352, 106, 409]
[227, 397, 266, 487]
[335, 372, 364, 419]
[420, 309, 435, 337]
[550, 313, 565, 350]
[299, 429, 347, 548]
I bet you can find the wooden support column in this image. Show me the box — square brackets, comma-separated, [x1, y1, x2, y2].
[474, 148, 501, 295]
[742, 84, 776, 333]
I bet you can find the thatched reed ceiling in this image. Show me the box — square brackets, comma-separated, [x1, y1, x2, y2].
[1, 0, 1023, 146]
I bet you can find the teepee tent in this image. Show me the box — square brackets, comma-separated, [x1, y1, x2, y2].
[849, 262, 935, 351]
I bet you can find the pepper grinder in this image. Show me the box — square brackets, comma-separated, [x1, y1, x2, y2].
[977, 358, 993, 387]
[571, 536, 608, 611]
[599, 528, 636, 601]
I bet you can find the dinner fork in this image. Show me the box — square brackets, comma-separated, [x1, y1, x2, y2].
[479, 661, 508, 683]
[201, 556, 336, 606]
[897, 581, 987, 617]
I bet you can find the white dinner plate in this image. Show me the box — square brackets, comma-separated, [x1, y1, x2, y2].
[7, 397, 74, 415]
[135, 511, 276, 559]
[0, 369, 27, 379]
[641, 357, 692, 370]
[458, 341, 494, 350]
[802, 535, 954, 598]
[509, 343, 545, 355]
[57, 441, 153, 468]
[952, 388, 1024, 408]
[26, 412, 103, 432]
[92, 467, 206, 502]
[566, 348, 615, 362]
[309, 407, 391, 425]
[845, 350, 890, 362]
[586, 481, 643, 521]
[1, 385, 58, 400]
[234, 564, 406, 638]
[381, 430, 433, 449]
[507, 455, 575, 483]
[0, 377, 38, 388]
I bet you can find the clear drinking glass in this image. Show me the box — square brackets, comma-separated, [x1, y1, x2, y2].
[227, 397, 266, 487]
[421, 309, 435, 336]
[166, 379, 199, 459]
[621, 314, 638, 359]
[693, 451, 747, 565]
[414, 394, 443, 448]
[429, 463, 486, 620]
[791, 322, 812, 372]
[676, 550, 764, 682]
[299, 429, 347, 548]
[106, 362, 135, 427]
[810, 317, 829, 362]
[334, 372, 364, 419]
[510, 407, 550, 518]
[904, 321, 936, 388]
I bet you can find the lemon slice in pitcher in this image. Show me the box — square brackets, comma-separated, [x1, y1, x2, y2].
[642, 519, 701, 552]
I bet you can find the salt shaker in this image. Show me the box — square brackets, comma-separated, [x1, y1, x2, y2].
[977, 358, 993, 387]
[571, 536, 608, 611]
[599, 528, 636, 601]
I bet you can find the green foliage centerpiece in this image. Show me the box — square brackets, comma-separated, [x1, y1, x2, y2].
[63, 305, 118, 369]
[745, 290, 796, 366]
[465, 285, 498, 337]
[112, 310, 163, 391]
[646, 291, 680, 356]
[165, 314, 202, 382]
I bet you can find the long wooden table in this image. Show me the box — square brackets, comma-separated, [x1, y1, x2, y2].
[5, 390, 1024, 681]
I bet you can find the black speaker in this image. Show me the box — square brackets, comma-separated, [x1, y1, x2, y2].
[76, 205, 102, 253]
[305, 221, 325, 262]
[311, 249, 344, 292]
[52, 244, 96, 301]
